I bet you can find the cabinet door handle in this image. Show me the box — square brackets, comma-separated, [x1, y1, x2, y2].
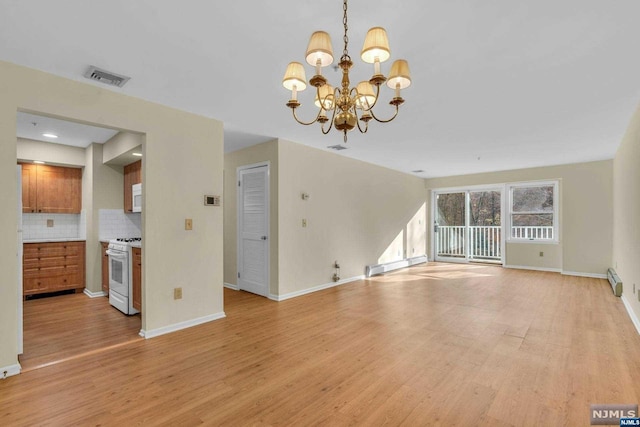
[38, 210, 42, 212]
[31, 209, 35, 213]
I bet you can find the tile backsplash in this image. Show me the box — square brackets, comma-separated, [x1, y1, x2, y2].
[23, 212, 85, 240]
[99, 209, 141, 240]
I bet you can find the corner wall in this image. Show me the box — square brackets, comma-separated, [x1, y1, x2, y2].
[223, 138, 428, 299]
[0, 60, 224, 373]
[276, 139, 427, 296]
[224, 139, 279, 294]
[613, 103, 640, 329]
[425, 160, 613, 275]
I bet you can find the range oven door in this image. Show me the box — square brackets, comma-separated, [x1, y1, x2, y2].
[106, 248, 129, 298]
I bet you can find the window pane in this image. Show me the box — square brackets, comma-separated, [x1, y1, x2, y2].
[436, 193, 466, 226]
[512, 186, 553, 213]
[469, 191, 501, 226]
[512, 213, 553, 226]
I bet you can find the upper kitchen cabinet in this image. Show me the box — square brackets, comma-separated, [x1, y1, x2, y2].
[124, 159, 141, 212]
[21, 163, 82, 214]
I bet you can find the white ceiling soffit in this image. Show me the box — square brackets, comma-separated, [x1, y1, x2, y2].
[2, 1, 640, 177]
[17, 112, 119, 148]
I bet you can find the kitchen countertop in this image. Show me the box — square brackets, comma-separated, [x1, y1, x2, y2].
[23, 238, 86, 243]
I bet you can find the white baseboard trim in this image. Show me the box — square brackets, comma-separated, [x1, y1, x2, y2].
[621, 294, 640, 336]
[270, 275, 365, 302]
[83, 289, 107, 298]
[408, 255, 428, 266]
[139, 311, 226, 339]
[224, 282, 239, 291]
[366, 255, 428, 277]
[561, 271, 607, 279]
[1, 363, 21, 379]
[503, 265, 562, 273]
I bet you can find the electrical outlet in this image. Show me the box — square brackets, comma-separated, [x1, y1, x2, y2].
[174, 287, 182, 300]
[185, 219, 192, 230]
[302, 219, 307, 227]
[47, 219, 54, 227]
[539, 251, 544, 257]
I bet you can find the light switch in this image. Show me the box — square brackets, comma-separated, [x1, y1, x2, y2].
[185, 219, 193, 230]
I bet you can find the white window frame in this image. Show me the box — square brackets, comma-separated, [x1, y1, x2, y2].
[506, 180, 559, 244]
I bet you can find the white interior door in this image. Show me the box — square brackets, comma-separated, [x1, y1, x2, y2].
[237, 164, 269, 297]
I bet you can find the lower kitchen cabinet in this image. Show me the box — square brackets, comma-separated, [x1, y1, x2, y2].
[23, 241, 86, 297]
[132, 247, 141, 311]
[101, 242, 109, 295]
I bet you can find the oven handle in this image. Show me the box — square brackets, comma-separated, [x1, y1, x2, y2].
[106, 250, 128, 259]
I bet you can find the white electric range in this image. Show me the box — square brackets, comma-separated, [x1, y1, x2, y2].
[106, 237, 141, 315]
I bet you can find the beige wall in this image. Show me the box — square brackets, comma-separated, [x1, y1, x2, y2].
[83, 143, 124, 292]
[613, 103, 640, 325]
[224, 139, 279, 294]
[426, 160, 613, 275]
[277, 139, 427, 296]
[0, 60, 224, 371]
[103, 131, 142, 164]
[17, 137, 85, 166]
[223, 138, 427, 298]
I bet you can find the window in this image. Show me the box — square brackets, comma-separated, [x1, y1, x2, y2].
[507, 181, 558, 242]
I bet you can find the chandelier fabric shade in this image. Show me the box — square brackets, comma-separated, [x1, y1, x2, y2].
[282, 0, 412, 142]
[282, 62, 307, 92]
[305, 31, 334, 68]
[387, 59, 412, 90]
[360, 27, 391, 64]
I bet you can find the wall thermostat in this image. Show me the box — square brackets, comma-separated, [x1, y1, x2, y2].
[204, 195, 221, 206]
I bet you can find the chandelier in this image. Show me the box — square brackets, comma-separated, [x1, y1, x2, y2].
[282, 0, 412, 143]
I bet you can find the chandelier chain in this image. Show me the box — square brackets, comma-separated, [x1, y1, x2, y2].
[342, 0, 350, 61]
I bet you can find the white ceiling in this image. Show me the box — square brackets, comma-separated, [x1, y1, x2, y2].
[2, 0, 640, 178]
[17, 112, 119, 147]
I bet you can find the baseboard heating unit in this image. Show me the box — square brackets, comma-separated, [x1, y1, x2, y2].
[365, 255, 427, 277]
[607, 268, 623, 297]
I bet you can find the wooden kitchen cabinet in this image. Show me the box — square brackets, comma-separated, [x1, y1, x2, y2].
[132, 247, 142, 311]
[20, 163, 82, 214]
[101, 242, 109, 295]
[124, 160, 142, 212]
[23, 241, 86, 297]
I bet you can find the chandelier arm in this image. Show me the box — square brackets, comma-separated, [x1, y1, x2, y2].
[368, 104, 400, 124]
[366, 84, 382, 111]
[291, 106, 324, 126]
[353, 107, 369, 134]
[321, 101, 340, 135]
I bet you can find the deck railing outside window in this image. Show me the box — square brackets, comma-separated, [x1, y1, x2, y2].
[437, 225, 554, 261]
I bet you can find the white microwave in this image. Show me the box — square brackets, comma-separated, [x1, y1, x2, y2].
[132, 183, 142, 212]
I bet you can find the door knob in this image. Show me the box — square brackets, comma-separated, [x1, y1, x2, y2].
[261, 236, 268, 240]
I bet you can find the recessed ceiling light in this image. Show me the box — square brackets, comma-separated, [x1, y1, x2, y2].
[34, 160, 45, 164]
[42, 133, 58, 138]
[132, 152, 142, 157]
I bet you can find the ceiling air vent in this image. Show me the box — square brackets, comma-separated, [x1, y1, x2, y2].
[412, 169, 425, 173]
[83, 66, 131, 88]
[327, 145, 347, 151]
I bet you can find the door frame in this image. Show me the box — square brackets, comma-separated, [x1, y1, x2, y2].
[236, 161, 270, 297]
[431, 183, 505, 265]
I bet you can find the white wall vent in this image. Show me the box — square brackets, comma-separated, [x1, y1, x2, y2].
[83, 66, 131, 88]
[327, 145, 347, 151]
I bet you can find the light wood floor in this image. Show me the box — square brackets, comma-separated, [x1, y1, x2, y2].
[2, 263, 639, 426]
[19, 292, 142, 371]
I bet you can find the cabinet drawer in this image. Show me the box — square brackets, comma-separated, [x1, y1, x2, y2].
[24, 263, 82, 278]
[23, 273, 82, 295]
[24, 242, 82, 258]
